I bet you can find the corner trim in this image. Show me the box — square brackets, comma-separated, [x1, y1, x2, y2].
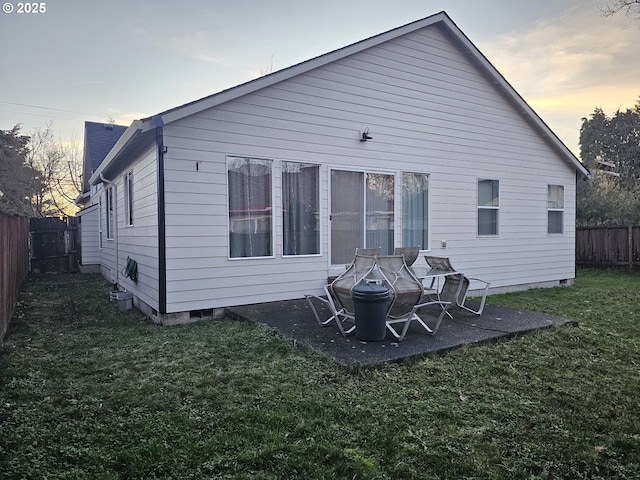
[154, 115, 167, 314]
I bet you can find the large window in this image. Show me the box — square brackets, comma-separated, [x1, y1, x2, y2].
[282, 161, 320, 256]
[123, 171, 134, 227]
[548, 185, 564, 234]
[105, 186, 115, 240]
[402, 172, 429, 250]
[478, 179, 499, 236]
[227, 157, 273, 258]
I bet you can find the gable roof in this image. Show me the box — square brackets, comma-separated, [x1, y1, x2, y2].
[90, 11, 589, 184]
[84, 121, 128, 172]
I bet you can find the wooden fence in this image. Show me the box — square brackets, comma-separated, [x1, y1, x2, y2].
[0, 214, 29, 347]
[576, 225, 640, 272]
[29, 217, 79, 274]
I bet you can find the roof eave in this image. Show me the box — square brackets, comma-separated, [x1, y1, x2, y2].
[88, 120, 146, 185]
[149, 11, 588, 177]
[154, 12, 450, 125]
[435, 16, 590, 177]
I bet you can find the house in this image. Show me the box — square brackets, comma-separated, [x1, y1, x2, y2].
[76, 122, 128, 271]
[79, 11, 590, 325]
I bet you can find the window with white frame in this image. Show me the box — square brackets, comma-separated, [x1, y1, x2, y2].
[123, 171, 134, 226]
[98, 194, 103, 248]
[282, 161, 320, 256]
[402, 172, 429, 250]
[548, 185, 564, 234]
[105, 186, 115, 240]
[478, 179, 499, 236]
[227, 157, 273, 258]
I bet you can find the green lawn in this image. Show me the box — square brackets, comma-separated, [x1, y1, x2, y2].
[1, 270, 639, 479]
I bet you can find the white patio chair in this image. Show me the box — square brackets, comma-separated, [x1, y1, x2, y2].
[454, 275, 491, 316]
[355, 247, 381, 257]
[305, 254, 377, 336]
[425, 257, 490, 316]
[377, 255, 452, 340]
[394, 247, 420, 267]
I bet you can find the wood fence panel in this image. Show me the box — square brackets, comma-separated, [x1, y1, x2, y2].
[634, 226, 640, 268]
[576, 225, 640, 271]
[0, 214, 29, 346]
[29, 217, 78, 273]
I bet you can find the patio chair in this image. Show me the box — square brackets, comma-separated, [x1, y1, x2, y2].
[455, 275, 491, 315]
[305, 254, 377, 336]
[376, 255, 452, 340]
[394, 247, 420, 267]
[355, 247, 381, 257]
[424, 255, 456, 272]
[433, 271, 491, 317]
[421, 255, 456, 296]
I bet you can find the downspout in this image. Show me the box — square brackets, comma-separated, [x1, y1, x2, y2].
[100, 173, 119, 287]
[153, 115, 167, 315]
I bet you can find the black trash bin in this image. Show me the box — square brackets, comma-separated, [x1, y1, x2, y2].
[351, 282, 392, 341]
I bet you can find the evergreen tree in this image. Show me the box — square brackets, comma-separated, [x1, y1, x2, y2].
[0, 126, 41, 216]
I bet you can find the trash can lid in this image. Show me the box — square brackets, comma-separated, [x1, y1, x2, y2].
[351, 282, 390, 300]
[352, 282, 387, 293]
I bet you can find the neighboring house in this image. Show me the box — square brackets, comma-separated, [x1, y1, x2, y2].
[76, 122, 127, 271]
[80, 11, 589, 325]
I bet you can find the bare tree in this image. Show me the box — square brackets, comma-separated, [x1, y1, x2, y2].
[259, 52, 276, 77]
[601, 0, 640, 18]
[25, 122, 82, 217]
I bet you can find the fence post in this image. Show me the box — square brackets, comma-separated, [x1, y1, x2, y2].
[630, 225, 634, 273]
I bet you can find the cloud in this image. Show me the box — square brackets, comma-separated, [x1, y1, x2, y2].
[167, 31, 224, 64]
[105, 108, 152, 126]
[130, 21, 224, 65]
[484, 9, 640, 99]
[479, 7, 640, 155]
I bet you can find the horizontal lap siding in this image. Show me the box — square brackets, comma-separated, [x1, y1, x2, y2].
[116, 147, 160, 310]
[162, 24, 577, 311]
[99, 203, 117, 283]
[78, 204, 99, 265]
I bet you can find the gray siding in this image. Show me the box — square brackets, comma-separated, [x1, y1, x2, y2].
[78, 204, 99, 265]
[115, 147, 160, 311]
[98, 185, 117, 284]
[159, 24, 578, 312]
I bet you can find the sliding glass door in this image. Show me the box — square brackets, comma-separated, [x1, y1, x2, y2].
[330, 169, 394, 265]
[330, 170, 363, 264]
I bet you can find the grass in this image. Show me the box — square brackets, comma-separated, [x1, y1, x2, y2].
[1, 270, 639, 479]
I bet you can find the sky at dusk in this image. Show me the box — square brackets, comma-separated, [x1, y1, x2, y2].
[0, 0, 638, 157]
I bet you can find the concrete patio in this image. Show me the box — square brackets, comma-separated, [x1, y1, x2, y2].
[226, 299, 576, 367]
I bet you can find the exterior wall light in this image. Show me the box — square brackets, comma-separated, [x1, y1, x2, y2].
[360, 128, 373, 141]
